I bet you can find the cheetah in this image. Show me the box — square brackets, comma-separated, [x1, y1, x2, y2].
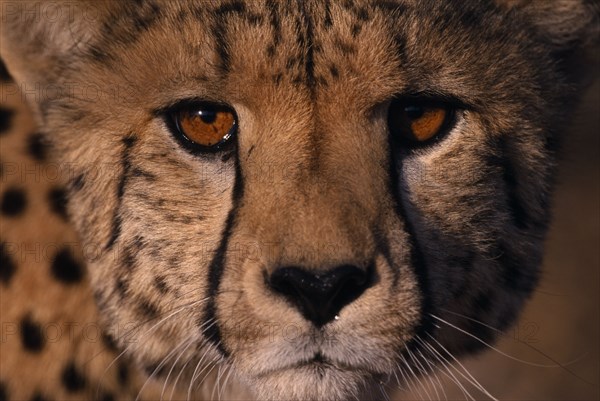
[0, 1, 597, 400]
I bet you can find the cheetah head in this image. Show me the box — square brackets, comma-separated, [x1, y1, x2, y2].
[1, 1, 596, 400]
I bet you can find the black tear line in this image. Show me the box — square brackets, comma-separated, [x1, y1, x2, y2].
[201, 137, 245, 357]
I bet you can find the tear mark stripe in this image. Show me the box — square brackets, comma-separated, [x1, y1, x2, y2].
[202, 135, 245, 357]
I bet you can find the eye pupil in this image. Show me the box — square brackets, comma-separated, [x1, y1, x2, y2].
[404, 105, 424, 119]
[199, 110, 217, 124]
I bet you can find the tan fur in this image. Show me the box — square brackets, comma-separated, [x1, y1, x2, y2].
[0, 1, 596, 400]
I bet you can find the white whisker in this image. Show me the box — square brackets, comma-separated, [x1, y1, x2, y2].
[439, 308, 590, 377]
[136, 337, 192, 401]
[161, 337, 197, 400]
[416, 338, 474, 401]
[425, 328, 497, 401]
[96, 297, 208, 400]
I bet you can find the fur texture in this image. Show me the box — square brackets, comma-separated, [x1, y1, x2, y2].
[0, 1, 596, 400]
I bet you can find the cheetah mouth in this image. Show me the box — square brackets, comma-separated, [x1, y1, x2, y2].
[254, 351, 382, 379]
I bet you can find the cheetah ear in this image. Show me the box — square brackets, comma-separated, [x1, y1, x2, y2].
[0, 1, 101, 91]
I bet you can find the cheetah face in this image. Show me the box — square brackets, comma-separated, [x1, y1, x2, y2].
[1, 0, 594, 399]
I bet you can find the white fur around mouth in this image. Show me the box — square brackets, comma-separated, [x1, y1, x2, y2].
[252, 351, 379, 379]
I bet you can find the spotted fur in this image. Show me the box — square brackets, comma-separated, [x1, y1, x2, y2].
[0, 1, 597, 400]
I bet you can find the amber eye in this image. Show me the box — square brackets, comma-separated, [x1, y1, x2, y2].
[170, 103, 237, 150]
[388, 99, 454, 144]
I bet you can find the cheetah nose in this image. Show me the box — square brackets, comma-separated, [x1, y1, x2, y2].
[268, 264, 373, 327]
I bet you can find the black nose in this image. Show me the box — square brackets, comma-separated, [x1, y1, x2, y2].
[268, 264, 373, 326]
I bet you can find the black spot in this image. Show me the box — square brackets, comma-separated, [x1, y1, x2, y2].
[356, 6, 370, 21]
[132, 235, 145, 250]
[0, 107, 14, 136]
[342, 0, 355, 10]
[334, 38, 356, 55]
[215, 2, 246, 17]
[61, 362, 86, 392]
[137, 297, 160, 319]
[20, 315, 45, 352]
[329, 65, 339, 79]
[51, 248, 84, 284]
[143, 362, 169, 377]
[247, 12, 263, 25]
[71, 174, 85, 191]
[29, 392, 50, 401]
[117, 361, 129, 386]
[131, 167, 156, 181]
[0, 242, 17, 285]
[1, 187, 27, 216]
[221, 151, 234, 163]
[131, 2, 162, 32]
[0, 58, 12, 81]
[286, 56, 298, 70]
[122, 135, 137, 149]
[102, 332, 119, 352]
[0, 381, 7, 401]
[153, 276, 168, 294]
[98, 392, 114, 401]
[87, 45, 112, 63]
[47, 187, 68, 220]
[271, 73, 283, 85]
[27, 133, 48, 161]
[115, 276, 128, 298]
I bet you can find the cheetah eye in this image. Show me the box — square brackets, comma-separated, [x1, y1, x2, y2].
[168, 103, 237, 151]
[388, 98, 455, 145]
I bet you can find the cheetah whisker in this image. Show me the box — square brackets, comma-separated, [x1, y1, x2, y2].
[407, 345, 441, 401]
[397, 355, 424, 401]
[416, 347, 448, 401]
[424, 328, 498, 401]
[438, 308, 590, 376]
[96, 297, 208, 400]
[160, 337, 197, 401]
[402, 352, 433, 401]
[168, 346, 197, 401]
[136, 335, 193, 401]
[415, 337, 475, 401]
